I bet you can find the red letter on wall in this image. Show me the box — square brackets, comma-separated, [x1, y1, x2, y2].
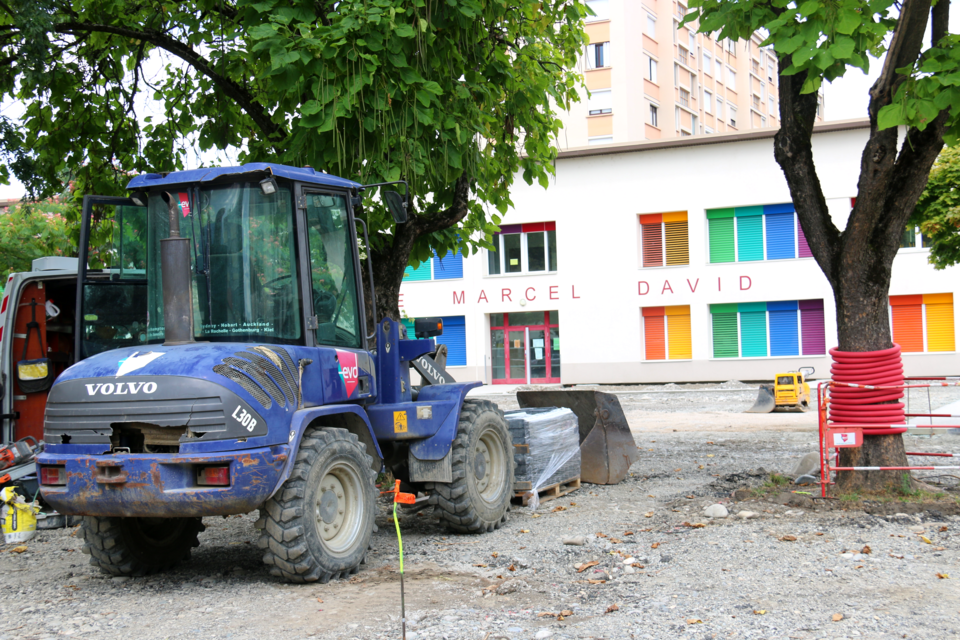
[661, 280, 674, 294]
[572, 285, 580, 299]
[502, 288, 512, 302]
[453, 291, 465, 305]
[525, 287, 536, 301]
[740, 275, 752, 290]
[398, 293, 404, 309]
[687, 278, 699, 292]
[478, 290, 488, 303]
[549, 286, 559, 300]
[638, 281, 649, 295]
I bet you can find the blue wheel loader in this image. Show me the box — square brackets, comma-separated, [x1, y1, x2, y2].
[35, 165, 514, 582]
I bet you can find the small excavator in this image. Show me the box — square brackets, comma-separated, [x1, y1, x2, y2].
[745, 367, 815, 413]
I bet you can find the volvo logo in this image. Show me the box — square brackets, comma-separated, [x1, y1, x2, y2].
[84, 382, 158, 396]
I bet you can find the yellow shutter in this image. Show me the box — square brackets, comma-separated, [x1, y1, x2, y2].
[664, 220, 689, 265]
[926, 301, 955, 352]
[666, 307, 692, 359]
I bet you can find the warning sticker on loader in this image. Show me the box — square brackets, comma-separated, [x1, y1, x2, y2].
[393, 411, 408, 433]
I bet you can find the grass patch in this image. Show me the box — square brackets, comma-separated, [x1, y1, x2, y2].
[763, 473, 789, 488]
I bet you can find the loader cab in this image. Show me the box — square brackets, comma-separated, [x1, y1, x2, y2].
[773, 368, 813, 407]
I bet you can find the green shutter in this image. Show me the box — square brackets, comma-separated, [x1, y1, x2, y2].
[403, 260, 431, 281]
[736, 215, 763, 261]
[740, 310, 768, 357]
[712, 312, 739, 358]
[401, 318, 415, 338]
[710, 303, 738, 314]
[706, 208, 735, 219]
[709, 218, 735, 263]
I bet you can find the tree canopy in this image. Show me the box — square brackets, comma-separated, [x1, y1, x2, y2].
[912, 146, 960, 269]
[1, 0, 589, 316]
[0, 200, 75, 279]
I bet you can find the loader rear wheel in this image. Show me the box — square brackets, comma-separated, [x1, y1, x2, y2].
[427, 399, 514, 533]
[81, 516, 204, 576]
[259, 427, 376, 583]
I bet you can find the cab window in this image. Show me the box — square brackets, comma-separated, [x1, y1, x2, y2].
[777, 375, 795, 385]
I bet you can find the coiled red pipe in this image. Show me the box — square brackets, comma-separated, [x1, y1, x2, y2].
[828, 344, 907, 435]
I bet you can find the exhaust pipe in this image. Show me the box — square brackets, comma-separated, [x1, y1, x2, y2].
[160, 192, 196, 346]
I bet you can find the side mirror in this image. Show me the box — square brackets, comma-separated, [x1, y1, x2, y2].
[414, 317, 443, 338]
[384, 190, 407, 224]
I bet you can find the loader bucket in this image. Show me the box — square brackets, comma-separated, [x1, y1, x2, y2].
[745, 384, 776, 413]
[516, 390, 640, 485]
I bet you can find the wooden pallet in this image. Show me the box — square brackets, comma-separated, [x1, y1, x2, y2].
[513, 476, 581, 507]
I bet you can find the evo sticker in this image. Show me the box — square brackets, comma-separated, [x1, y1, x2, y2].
[335, 349, 359, 397]
[116, 351, 164, 376]
[394, 410, 408, 433]
[178, 192, 191, 217]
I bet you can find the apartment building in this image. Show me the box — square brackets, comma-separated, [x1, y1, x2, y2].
[557, 0, 825, 148]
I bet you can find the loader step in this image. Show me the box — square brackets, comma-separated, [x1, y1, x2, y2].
[513, 476, 581, 507]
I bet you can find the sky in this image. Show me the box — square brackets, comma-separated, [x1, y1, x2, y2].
[0, 15, 941, 200]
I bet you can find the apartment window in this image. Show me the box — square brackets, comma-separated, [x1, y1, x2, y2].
[677, 46, 688, 66]
[729, 104, 737, 127]
[769, 96, 776, 115]
[716, 99, 724, 119]
[588, 88, 612, 115]
[760, 82, 766, 102]
[647, 57, 658, 82]
[646, 14, 657, 38]
[588, 136, 613, 145]
[674, 63, 679, 84]
[586, 0, 610, 21]
[704, 90, 712, 113]
[901, 225, 933, 249]
[689, 31, 696, 52]
[768, 61, 775, 81]
[649, 104, 659, 127]
[890, 294, 956, 353]
[715, 63, 722, 83]
[727, 67, 736, 86]
[705, 126, 714, 134]
[751, 59, 760, 75]
[706, 203, 813, 264]
[404, 249, 464, 281]
[675, 106, 681, 129]
[692, 114, 698, 132]
[402, 316, 466, 365]
[711, 300, 826, 358]
[679, 88, 690, 107]
[587, 42, 609, 69]
[639, 211, 689, 267]
[676, 3, 686, 19]
[726, 39, 736, 55]
[487, 223, 557, 275]
[761, 116, 767, 127]
[817, 96, 823, 117]
[643, 305, 692, 360]
[752, 95, 760, 110]
[703, 52, 712, 75]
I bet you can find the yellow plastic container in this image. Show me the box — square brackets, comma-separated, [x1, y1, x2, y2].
[1, 486, 39, 543]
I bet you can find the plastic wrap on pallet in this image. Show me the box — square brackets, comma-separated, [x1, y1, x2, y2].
[505, 407, 580, 510]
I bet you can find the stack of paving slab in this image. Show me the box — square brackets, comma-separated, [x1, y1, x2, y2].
[505, 407, 580, 494]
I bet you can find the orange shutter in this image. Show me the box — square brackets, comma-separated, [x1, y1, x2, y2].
[644, 315, 666, 360]
[891, 301, 924, 352]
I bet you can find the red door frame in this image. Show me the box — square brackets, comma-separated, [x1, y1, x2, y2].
[491, 311, 560, 384]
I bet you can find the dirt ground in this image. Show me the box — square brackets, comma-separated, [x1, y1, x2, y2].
[2, 383, 959, 640]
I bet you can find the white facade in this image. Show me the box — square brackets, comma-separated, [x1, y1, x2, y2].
[400, 121, 960, 384]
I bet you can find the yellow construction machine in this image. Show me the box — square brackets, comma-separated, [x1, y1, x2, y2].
[745, 367, 815, 413]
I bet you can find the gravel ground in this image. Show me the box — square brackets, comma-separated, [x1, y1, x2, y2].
[2, 383, 959, 640]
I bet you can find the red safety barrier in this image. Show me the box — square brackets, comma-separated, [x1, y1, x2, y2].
[818, 376, 960, 497]
[828, 345, 906, 435]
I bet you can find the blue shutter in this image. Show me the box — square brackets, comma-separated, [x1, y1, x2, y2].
[432, 250, 463, 280]
[767, 301, 800, 356]
[765, 212, 796, 260]
[436, 316, 466, 366]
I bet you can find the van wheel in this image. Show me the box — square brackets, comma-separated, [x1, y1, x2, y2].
[259, 427, 376, 583]
[82, 516, 203, 576]
[427, 400, 514, 533]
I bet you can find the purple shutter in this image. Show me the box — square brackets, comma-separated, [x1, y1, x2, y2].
[797, 216, 813, 258]
[799, 299, 825, 355]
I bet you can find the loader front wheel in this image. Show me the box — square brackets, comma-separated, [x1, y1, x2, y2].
[428, 399, 514, 533]
[259, 427, 376, 583]
[82, 516, 204, 576]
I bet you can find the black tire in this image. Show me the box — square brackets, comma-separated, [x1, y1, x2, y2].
[81, 516, 204, 576]
[258, 427, 377, 583]
[427, 399, 514, 533]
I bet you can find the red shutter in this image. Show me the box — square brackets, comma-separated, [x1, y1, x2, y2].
[644, 315, 666, 360]
[642, 223, 663, 267]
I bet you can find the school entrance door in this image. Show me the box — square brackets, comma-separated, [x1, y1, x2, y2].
[490, 311, 560, 384]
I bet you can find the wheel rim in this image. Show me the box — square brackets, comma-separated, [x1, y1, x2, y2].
[315, 461, 365, 555]
[474, 426, 507, 504]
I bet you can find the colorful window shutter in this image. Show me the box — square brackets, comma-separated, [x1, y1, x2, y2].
[403, 260, 431, 281]
[923, 293, 955, 352]
[767, 300, 799, 356]
[707, 208, 735, 263]
[432, 249, 463, 280]
[665, 305, 692, 359]
[763, 208, 795, 261]
[890, 295, 924, 352]
[797, 219, 813, 258]
[663, 212, 689, 266]
[437, 316, 467, 365]
[738, 302, 768, 357]
[735, 207, 764, 261]
[639, 214, 664, 267]
[799, 299, 826, 355]
[642, 307, 666, 360]
[710, 303, 739, 358]
[401, 318, 415, 338]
